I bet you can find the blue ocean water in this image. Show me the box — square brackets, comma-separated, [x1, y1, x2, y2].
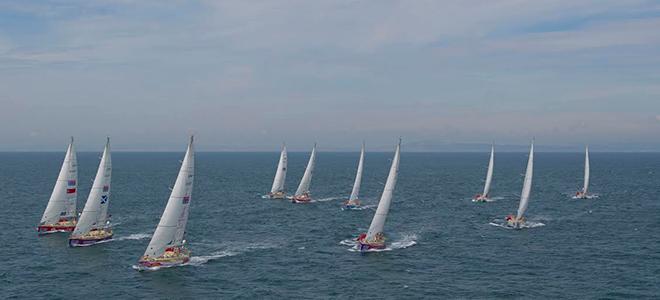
[1, 151, 658, 299]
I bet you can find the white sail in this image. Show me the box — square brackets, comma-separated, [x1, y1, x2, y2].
[366, 140, 401, 241]
[348, 142, 365, 202]
[40, 137, 77, 225]
[294, 143, 316, 196]
[583, 146, 590, 194]
[270, 144, 287, 193]
[73, 138, 112, 235]
[516, 141, 534, 220]
[482, 144, 494, 197]
[144, 136, 195, 257]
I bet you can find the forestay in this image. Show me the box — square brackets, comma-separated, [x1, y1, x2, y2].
[73, 138, 112, 235]
[295, 144, 316, 196]
[366, 140, 401, 241]
[270, 145, 288, 194]
[583, 146, 590, 194]
[516, 141, 534, 220]
[40, 138, 78, 225]
[144, 136, 195, 257]
[482, 144, 494, 197]
[349, 143, 365, 202]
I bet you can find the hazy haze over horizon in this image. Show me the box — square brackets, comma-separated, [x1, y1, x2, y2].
[1, 1, 659, 152]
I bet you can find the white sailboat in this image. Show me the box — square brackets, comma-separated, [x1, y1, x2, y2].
[269, 144, 287, 199]
[575, 146, 591, 199]
[138, 136, 195, 269]
[291, 143, 316, 203]
[343, 142, 364, 210]
[506, 140, 534, 229]
[357, 139, 400, 251]
[473, 144, 494, 202]
[69, 138, 113, 246]
[37, 137, 78, 234]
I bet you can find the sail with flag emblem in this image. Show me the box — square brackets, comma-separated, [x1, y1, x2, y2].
[143, 136, 195, 258]
[40, 137, 78, 225]
[72, 138, 112, 236]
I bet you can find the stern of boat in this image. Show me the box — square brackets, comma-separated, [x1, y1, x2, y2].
[69, 228, 114, 247]
[291, 194, 312, 203]
[137, 247, 191, 269]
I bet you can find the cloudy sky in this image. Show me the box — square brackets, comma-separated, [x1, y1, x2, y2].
[1, 0, 659, 151]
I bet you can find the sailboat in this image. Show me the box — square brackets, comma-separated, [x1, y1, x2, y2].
[291, 143, 316, 203]
[37, 137, 78, 234]
[505, 140, 534, 229]
[268, 144, 287, 199]
[69, 138, 113, 246]
[575, 146, 591, 199]
[473, 144, 494, 202]
[357, 139, 400, 251]
[342, 142, 365, 210]
[138, 136, 195, 269]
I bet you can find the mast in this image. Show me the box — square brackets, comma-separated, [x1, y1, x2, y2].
[349, 142, 365, 202]
[40, 137, 77, 225]
[295, 143, 316, 196]
[144, 136, 195, 257]
[482, 144, 494, 197]
[270, 144, 287, 193]
[583, 146, 590, 194]
[516, 140, 534, 220]
[366, 139, 401, 241]
[73, 138, 112, 235]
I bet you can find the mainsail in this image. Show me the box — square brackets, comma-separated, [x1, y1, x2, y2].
[73, 138, 112, 236]
[482, 144, 494, 197]
[40, 137, 78, 225]
[583, 146, 590, 194]
[366, 140, 401, 241]
[270, 144, 288, 194]
[348, 142, 365, 202]
[144, 136, 195, 257]
[516, 141, 534, 220]
[294, 143, 316, 196]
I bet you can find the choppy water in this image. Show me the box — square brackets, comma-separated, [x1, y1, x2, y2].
[1, 151, 659, 299]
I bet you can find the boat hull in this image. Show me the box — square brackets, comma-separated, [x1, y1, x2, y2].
[269, 192, 286, 199]
[69, 234, 114, 247]
[291, 195, 312, 203]
[342, 204, 361, 210]
[137, 257, 190, 269]
[358, 241, 386, 252]
[37, 225, 75, 235]
[574, 192, 589, 199]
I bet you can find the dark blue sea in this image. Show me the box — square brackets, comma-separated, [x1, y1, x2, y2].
[1, 151, 658, 299]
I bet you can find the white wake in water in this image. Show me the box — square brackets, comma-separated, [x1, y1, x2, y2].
[341, 234, 418, 252]
[571, 194, 599, 199]
[115, 233, 151, 241]
[187, 250, 238, 266]
[489, 219, 545, 229]
[313, 196, 342, 203]
[341, 204, 375, 211]
[132, 242, 278, 271]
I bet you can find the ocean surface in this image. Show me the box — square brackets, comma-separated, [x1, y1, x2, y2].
[1, 151, 658, 299]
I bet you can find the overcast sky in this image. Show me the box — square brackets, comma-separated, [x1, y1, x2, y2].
[1, 1, 659, 151]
